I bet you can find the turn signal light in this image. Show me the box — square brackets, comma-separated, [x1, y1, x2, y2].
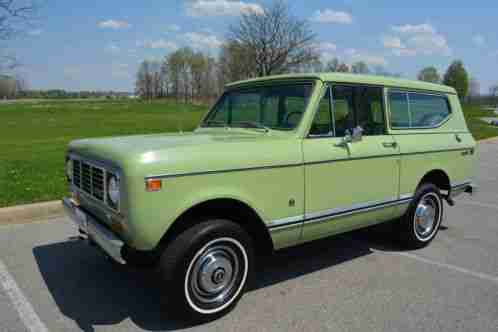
[146, 179, 162, 192]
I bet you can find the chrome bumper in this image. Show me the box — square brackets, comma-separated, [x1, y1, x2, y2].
[450, 182, 478, 199]
[62, 197, 125, 264]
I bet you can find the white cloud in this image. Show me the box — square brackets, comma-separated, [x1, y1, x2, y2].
[382, 36, 403, 49]
[472, 34, 485, 46]
[392, 23, 435, 34]
[186, 0, 263, 17]
[311, 9, 353, 24]
[392, 48, 418, 57]
[353, 54, 388, 66]
[183, 32, 223, 49]
[384, 24, 451, 57]
[166, 24, 181, 32]
[98, 20, 131, 30]
[409, 33, 451, 55]
[314, 42, 338, 61]
[341, 48, 388, 66]
[139, 39, 178, 50]
[316, 42, 337, 52]
[28, 29, 43, 36]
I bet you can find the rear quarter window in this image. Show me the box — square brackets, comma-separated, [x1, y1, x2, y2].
[389, 91, 451, 129]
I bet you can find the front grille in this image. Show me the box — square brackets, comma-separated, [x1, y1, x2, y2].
[72, 159, 110, 205]
[81, 162, 92, 194]
[92, 167, 105, 200]
[73, 160, 81, 188]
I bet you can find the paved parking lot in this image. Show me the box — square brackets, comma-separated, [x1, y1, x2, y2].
[1, 140, 498, 332]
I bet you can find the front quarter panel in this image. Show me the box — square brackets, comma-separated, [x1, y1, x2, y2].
[125, 138, 305, 251]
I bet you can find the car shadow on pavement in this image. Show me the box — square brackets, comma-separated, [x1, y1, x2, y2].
[32, 225, 408, 331]
[33, 239, 192, 332]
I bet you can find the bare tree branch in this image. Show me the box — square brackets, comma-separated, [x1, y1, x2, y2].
[0, 0, 36, 73]
[0, 0, 36, 41]
[228, 0, 318, 77]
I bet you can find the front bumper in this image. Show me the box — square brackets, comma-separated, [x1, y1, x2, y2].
[62, 197, 125, 264]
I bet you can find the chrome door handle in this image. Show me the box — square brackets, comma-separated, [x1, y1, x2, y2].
[382, 142, 398, 148]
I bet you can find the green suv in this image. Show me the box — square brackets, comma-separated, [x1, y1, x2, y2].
[63, 73, 477, 319]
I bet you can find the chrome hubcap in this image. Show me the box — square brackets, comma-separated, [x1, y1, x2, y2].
[414, 193, 440, 240]
[198, 254, 233, 294]
[187, 239, 245, 310]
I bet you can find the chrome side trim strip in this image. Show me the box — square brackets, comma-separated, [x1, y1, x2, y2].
[146, 148, 470, 180]
[399, 193, 413, 200]
[302, 198, 412, 226]
[451, 180, 472, 189]
[305, 197, 397, 221]
[267, 197, 413, 232]
[267, 215, 305, 228]
[145, 162, 302, 180]
[450, 180, 475, 198]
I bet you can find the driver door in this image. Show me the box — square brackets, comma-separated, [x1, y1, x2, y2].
[302, 84, 400, 241]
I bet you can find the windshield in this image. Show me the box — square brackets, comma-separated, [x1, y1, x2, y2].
[201, 83, 313, 131]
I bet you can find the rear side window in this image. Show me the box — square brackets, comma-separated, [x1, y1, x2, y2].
[389, 92, 451, 129]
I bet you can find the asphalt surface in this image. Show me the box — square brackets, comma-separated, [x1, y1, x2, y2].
[1, 140, 498, 332]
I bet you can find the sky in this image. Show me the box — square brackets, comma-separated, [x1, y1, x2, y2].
[6, 0, 498, 93]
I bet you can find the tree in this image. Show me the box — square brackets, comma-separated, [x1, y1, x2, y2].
[0, 1, 37, 72]
[373, 66, 401, 78]
[228, 0, 318, 77]
[336, 63, 350, 73]
[488, 84, 498, 97]
[325, 58, 339, 72]
[135, 60, 162, 100]
[218, 41, 255, 84]
[417, 66, 441, 83]
[351, 61, 369, 74]
[443, 60, 469, 99]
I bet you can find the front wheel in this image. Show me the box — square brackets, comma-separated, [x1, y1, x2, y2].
[159, 219, 254, 321]
[399, 183, 444, 248]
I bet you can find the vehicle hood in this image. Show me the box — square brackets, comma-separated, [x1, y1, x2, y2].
[68, 129, 301, 178]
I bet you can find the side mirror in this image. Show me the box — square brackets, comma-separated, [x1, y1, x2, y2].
[339, 126, 363, 146]
[351, 126, 364, 142]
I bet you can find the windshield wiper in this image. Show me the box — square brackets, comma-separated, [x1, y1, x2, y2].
[231, 121, 270, 132]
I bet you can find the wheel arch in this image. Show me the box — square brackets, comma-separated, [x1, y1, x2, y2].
[157, 198, 274, 258]
[417, 169, 451, 192]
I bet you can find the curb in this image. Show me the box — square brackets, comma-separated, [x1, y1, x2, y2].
[478, 136, 498, 143]
[0, 201, 64, 226]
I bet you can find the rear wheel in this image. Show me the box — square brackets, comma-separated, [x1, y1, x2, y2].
[159, 219, 254, 321]
[399, 183, 443, 248]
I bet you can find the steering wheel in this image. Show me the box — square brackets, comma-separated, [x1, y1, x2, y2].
[284, 111, 303, 127]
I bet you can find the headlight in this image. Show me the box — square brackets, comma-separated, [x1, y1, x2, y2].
[66, 159, 73, 181]
[107, 175, 120, 207]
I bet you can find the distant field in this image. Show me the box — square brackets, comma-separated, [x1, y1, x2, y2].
[0, 99, 207, 207]
[0, 99, 497, 207]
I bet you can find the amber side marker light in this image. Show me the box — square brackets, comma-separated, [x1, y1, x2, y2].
[146, 179, 162, 192]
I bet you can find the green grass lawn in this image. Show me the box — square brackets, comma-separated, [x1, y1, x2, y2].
[0, 99, 497, 208]
[461, 103, 498, 140]
[0, 99, 207, 207]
